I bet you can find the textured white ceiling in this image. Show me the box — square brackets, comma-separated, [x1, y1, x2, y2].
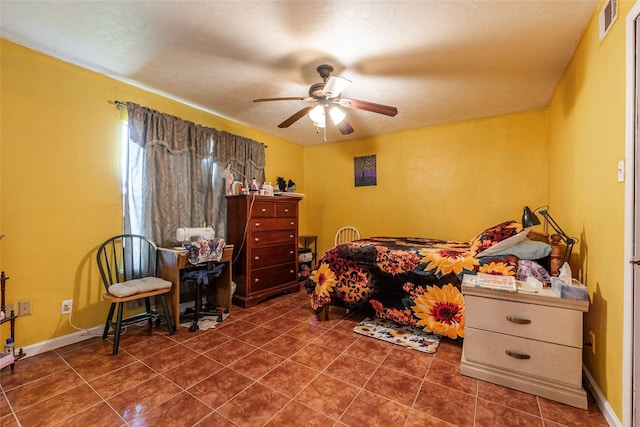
[0, 0, 599, 146]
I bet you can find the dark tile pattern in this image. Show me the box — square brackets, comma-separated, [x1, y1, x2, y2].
[1, 285, 608, 426]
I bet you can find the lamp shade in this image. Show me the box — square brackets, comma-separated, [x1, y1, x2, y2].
[522, 206, 541, 227]
[329, 106, 346, 125]
[308, 105, 326, 128]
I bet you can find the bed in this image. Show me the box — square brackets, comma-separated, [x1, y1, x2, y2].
[304, 220, 552, 339]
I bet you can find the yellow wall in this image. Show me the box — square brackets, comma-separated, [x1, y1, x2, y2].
[546, 1, 633, 420]
[304, 110, 549, 254]
[0, 39, 303, 347]
[1, 0, 631, 417]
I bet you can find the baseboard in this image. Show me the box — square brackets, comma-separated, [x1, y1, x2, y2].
[18, 326, 103, 359]
[583, 363, 621, 427]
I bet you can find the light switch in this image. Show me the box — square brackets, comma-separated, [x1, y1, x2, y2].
[618, 160, 624, 182]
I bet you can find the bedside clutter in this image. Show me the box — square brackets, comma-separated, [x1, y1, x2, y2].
[551, 277, 588, 300]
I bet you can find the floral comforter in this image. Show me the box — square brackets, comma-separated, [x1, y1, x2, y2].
[305, 236, 519, 339]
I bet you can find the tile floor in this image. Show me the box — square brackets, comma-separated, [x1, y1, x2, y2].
[1, 287, 609, 426]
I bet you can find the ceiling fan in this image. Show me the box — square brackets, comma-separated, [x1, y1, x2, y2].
[253, 64, 398, 138]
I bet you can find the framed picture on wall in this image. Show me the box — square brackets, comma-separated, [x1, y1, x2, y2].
[354, 155, 376, 187]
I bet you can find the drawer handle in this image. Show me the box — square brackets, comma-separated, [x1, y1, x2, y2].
[290, 269, 294, 274]
[506, 316, 531, 325]
[289, 234, 294, 239]
[290, 251, 294, 255]
[254, 278, 259, 283]
[254, 237, 259, 242]
[254, 256, 260, 260]
[284, 208, 289, 212]
[261, 208, 267, 212]
[290, 221, 295, 225]
[255, 222, 260, 227]
[506, 350, 531, 360]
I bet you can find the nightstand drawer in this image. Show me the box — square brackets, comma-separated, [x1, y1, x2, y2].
[465, 295, 583, 347]
[464, 328, 583, 388]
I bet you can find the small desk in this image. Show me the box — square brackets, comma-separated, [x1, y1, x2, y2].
[157, 246, 233, 328]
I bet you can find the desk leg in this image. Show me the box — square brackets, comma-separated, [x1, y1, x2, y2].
[157, 251, 181, 328]
[210, 259, 232, 313]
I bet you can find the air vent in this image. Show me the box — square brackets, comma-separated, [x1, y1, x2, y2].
[599, 0, 618, 41]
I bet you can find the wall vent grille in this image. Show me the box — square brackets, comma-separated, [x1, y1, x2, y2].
[599, 0, 618, 42]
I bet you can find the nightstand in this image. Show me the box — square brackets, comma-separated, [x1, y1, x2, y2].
[461, 281, 589, 409]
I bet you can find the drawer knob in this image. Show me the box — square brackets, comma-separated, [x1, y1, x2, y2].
[506, 316, 532, 325]
[254, 238, 259, 242]
[254, 278, 259, 283]
[261, 208, 267, 212]
[290, 269, 294, 274]
[290, 221, 294, 225]
[505, 350, 531, 360]
[255, 222, 260, 227]
[284, 208, 289, 212]
[289, 234, 294, 239]
[254, 256, 260, 260]
[290, 251, 294, 255]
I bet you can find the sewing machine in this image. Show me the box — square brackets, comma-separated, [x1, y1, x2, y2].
[176, 226, 215, 243]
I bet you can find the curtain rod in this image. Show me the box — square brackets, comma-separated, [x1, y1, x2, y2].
[113, 100, 267, 148]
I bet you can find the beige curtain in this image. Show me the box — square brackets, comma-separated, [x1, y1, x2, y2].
[124, 102, 265, 246]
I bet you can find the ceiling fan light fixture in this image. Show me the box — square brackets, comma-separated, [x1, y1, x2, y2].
[308, 104, 326, 128]
[329, 106, 346, 125]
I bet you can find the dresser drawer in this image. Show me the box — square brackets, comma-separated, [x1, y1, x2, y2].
[251, 244, 296, 269]
[252, 203, 276, 217]
[464, 328, 583, 388]
[251, 217, 297, 232]
[252, 230, 296, 246]
[275, 203, 296, 217]
[250, 263, 297, 292]
[465, 295, 583, 347]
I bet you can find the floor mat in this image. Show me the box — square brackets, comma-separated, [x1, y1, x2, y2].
[353, 317, 440, 353]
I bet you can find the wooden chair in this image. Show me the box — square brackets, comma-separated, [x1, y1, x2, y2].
[334, 226, 361, 246]
[96, 234, 175, 355]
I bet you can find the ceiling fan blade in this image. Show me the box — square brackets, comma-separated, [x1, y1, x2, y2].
[277, 106, 314, 128]
[335, 118, 354, 135]
[254, 97, 312, 102]
[322, 76, 351, 98]
[338, 98, 398, 117]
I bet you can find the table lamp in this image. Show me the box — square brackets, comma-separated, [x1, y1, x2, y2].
[521, 205, 578, 265]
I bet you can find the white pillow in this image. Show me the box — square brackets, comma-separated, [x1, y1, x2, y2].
[475, 228, 530, 257]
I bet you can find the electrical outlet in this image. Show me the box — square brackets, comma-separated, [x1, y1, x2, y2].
[61, 299, 73, 315]
[18, 300, 31, 316]
[589, 330, 596, 354]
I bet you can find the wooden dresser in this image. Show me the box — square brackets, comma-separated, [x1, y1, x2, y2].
[226, 194, 302, 307]
[461, 281, 589, 409]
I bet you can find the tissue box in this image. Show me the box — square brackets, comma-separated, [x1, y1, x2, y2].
[551, 277, 589, 300]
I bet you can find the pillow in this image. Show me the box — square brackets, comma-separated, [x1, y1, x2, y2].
[483, 237, 551, 260]
[108, 277, 172, 298]
[470, 220, 525, 257]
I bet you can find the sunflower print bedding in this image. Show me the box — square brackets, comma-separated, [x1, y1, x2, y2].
[305, 221, 524, 339]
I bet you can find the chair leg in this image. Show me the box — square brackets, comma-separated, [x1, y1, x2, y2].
[160, 295, 174, 335]
[112, 302, 124, 356]
[144, 297, 153, 328]
[103, 303, 116, 339]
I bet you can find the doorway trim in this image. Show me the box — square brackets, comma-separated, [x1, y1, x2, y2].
[624, 2, 640, 426]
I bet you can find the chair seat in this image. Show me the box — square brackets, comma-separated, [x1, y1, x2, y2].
[107, 277, 172, 298]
